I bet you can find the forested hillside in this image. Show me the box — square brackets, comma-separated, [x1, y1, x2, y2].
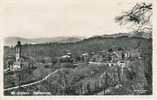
[4, 34, 152, 95]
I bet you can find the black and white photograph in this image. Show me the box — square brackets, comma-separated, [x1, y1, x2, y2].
[1, 0, 154, 96]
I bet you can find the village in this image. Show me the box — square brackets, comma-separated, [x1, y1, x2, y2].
[3, 36, 151, 96]
[5, 41, 142, 73]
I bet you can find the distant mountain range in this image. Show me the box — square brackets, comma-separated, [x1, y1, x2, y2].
[4, 32, 151, 46]
[4, 36, 84, 46]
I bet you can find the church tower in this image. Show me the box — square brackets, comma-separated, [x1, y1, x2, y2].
[15, 41, 21, 62]
[13, 41, 22, 70]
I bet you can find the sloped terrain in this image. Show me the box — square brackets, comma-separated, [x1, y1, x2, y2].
[4, 32, 152, 95]
[17, 58, 151, 95]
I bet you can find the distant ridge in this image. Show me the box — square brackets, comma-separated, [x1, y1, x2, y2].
[91, 32, 151, 39]
[4, 32, 151, 46]
[4, 36, 84, 46]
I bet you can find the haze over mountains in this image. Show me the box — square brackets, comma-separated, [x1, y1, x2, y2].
[4, 32, 151, 46]
[4, 36, 84, 46]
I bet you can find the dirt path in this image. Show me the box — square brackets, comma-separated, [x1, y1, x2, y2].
[4, 70, 59, 91]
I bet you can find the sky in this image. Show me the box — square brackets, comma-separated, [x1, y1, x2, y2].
[0, 0, 151, 38]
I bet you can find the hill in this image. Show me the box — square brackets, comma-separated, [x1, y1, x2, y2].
[93, 32, 151, 39]
[4, 32, 151, 46]
[4, 32, 152, 59]
[3, 32, 152, 95]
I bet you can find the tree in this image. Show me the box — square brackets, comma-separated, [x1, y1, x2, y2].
[115, 2, 152, 33]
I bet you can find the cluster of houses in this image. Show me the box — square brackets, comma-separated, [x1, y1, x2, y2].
[58, 47, 142, 68]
